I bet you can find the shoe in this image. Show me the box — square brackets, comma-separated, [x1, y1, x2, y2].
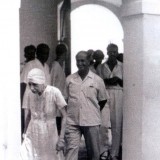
[100, 151, 109, 160]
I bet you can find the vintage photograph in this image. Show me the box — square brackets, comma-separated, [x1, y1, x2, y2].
[1, 0, 160, 160]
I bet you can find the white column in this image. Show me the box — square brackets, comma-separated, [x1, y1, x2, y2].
[0, 1, 21, 160]
[122, 0, 160, 160]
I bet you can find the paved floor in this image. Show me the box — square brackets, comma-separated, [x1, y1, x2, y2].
[78, 138, 122, 160]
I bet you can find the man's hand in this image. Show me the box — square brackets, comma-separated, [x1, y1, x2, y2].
[111, 76, 120, 84]
[104, 76, 119, 86]
[112, 76, 123, 87]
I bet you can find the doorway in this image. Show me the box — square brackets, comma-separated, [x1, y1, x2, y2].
[71, 4, 124, 73]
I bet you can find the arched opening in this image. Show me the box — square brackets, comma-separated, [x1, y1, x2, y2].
[71, 4, 124, 73]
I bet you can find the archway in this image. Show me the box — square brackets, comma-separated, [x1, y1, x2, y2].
[71, 4, 124, 73]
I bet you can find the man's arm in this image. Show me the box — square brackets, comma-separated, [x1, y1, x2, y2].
[99, 100, 107, 111]
[104, 76, 123, 87]
[104, 77, 119, 86]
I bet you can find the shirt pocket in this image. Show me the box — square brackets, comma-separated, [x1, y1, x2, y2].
[83, 84, 97, 99]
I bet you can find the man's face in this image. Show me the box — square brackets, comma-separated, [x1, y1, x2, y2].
[107, 47, 118, 59]
[58, 53, 66, 61]
[28, 82, 44, 94]
[76, 53, 90, 72]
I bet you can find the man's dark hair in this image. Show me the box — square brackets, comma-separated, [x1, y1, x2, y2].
[107, 43, 118, 51]
[117, 53, 123, 63]
[24, 45, 36, 61]
[93, 50, 104, 60]
[24, 45, 36, 54]
[36, 43, 50, 64]
[56, 43, 68, 56]
[36, 43, 50, 55]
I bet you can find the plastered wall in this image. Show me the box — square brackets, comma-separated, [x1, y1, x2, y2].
[20, 0, 58, 66]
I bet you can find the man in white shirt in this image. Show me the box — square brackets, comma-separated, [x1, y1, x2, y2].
[65, 51, 108, 160]
[97, 43, 123, 160]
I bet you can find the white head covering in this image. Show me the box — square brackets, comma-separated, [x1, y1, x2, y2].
[27, 68, 45, 84]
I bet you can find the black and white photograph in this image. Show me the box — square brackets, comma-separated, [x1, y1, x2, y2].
[0, 0, 160, 160]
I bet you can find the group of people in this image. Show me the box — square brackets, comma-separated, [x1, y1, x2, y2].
[20, 42, 123, 160]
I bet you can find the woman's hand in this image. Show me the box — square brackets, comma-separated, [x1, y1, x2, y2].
[56, 106, 67, 152]
[56, 138, 65, 152]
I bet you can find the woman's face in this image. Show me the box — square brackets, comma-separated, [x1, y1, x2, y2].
[28, 82, 44, 95]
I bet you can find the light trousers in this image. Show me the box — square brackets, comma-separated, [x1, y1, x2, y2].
[100, 103, 112, 154]
[108, 89, 123, 157]
[65, 124, 100, 160]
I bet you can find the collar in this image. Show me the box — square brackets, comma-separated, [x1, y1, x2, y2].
[74, 70, 94, 79]
[103, 59, 121, 67]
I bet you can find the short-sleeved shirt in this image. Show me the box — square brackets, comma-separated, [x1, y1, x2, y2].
[50, 61, 66, 96]
[21, 58, 51, 85]
[22, 85, 67, 119]
[97, 61, 123, 90]
[20, 61, 26, 74]
[65, 70, 108, 126]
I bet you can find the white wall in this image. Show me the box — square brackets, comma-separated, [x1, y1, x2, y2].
[0, 1, 21, 159]
[122, 0, 160, 160]
[20, 0, 58, 65]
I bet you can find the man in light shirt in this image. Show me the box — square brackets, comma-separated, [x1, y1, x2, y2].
[65, 51, 108, 160]
[97, 43, 123, 160]
[50, 43, 68, 135]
